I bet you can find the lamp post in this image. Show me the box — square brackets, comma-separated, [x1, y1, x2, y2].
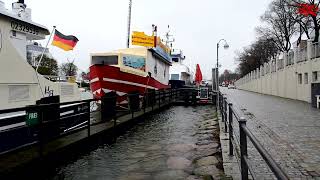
[216, 39, 229, 112]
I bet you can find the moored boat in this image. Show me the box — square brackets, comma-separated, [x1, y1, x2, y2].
[89, 45, 172, 103]
[169, 49, 193, 88]
[0, 0, 81, 109]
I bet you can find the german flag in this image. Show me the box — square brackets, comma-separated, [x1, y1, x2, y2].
[51, 30, 79, 51]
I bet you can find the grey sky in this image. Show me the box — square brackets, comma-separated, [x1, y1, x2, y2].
[4, 0, 272, 79]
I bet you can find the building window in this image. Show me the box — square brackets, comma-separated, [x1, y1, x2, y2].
[154, 64, 157, 75]
[304, 73, 308, 84]
[312, 71, 318, 82]
[298, 73, 302, 84]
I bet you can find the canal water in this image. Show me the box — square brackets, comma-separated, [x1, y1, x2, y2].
[50, 105, 224, 180]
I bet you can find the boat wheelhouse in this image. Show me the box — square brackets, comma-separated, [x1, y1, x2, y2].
[89, 47, 171, 102]
[169, 50, 192, 88]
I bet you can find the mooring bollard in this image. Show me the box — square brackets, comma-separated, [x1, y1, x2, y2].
[228, 103, 233, 156]
[239, 117, 248, 180]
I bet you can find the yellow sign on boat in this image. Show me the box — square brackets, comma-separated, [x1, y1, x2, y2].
[131, 31, 155, 47]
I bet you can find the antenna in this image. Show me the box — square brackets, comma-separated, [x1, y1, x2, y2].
[126, 0, 132, 48]
[165, 25, 174, 47]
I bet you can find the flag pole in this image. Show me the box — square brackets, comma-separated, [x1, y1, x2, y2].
[35, 26, 56, 98]
[36, 26, 56, 72]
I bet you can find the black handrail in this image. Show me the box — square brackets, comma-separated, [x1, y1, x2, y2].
[219, 92, 289, 180]
[0, 88, 213, 156]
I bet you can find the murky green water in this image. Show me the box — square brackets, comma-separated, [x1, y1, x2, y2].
[50, 105, 223, 180]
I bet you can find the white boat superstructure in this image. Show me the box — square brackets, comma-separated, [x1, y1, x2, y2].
[0, 0, 80, 109]
[169, 49, 192, 85]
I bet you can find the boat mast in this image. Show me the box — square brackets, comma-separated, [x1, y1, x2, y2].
[126, 0, 132, 48]
[165, 25, 174, 48]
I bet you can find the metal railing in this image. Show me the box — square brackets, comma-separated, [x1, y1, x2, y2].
[219, 93, 289, 180]
[286, 50, 294, 66]
[311, 42, 320, 59]
[0, 88, 213, 155]
[297, 47, 307, 63]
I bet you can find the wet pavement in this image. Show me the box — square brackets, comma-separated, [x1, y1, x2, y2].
[50, 106, 227, 180]
[221, 87, 320, 179]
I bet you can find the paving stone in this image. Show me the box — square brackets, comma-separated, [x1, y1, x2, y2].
[167, 156, 192, 170]
[193, 165, 223, 177]
[195, 156, 219, 167]
[153, 170, 189, 180]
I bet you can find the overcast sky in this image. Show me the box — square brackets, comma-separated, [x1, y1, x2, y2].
[4, 0, 272, 79]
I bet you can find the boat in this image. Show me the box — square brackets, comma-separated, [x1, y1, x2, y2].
[169, 49, 193, 88]
[0, 0, 81, 109]
[89, 44, 172, 103]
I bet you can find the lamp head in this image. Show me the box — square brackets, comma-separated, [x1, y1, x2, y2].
[223, 43, 230, 49]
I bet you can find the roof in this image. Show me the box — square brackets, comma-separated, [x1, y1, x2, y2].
[0, 10, 50, 35]
[149, 47, 172, 65]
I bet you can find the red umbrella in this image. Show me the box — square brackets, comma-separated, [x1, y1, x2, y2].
[195, 64, 203, 85]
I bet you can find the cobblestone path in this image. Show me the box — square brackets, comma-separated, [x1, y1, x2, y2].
[221, 88, 320, 179]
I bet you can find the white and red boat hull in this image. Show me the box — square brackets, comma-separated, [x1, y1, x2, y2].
[90, 65, 170, 102]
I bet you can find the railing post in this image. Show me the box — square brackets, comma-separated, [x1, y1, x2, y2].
[158, 90, 161, 108]
[152, 92, 154, 111]
[221, 95, 224, 122]
[239, 117, 248, 180]
[113, 114, 117, 142]
[143, 93, 146, 114]
[224, 97, 228, 133]
[228, 103, 233, 156]
[87, 102, 90, 137]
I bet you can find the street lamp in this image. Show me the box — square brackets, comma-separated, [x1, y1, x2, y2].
[216, 39, 229, 112]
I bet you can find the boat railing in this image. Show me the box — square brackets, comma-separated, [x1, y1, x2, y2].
[42, 75, 77, 83]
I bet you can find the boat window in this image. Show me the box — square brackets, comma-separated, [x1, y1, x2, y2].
[171, 74, 179, 80]
[92, 56, 118, 65]
[172, 57, 179, 62]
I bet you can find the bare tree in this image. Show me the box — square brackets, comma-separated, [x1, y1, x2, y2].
[235, 37, 279, 77]
[289, 0, 320, 42]
[258, 0, 298, 52]
[60, 59, 78, 77]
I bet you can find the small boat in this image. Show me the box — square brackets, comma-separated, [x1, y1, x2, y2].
[169, 49, 193, 88]
[0, 0, 81, 109]
[89, 46, 172, 103]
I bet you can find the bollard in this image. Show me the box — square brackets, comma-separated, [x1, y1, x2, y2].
[228, 103, 233, 156]
[239, 117, 248, 180]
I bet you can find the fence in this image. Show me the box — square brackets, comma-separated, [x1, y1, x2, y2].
[219, 92, 289, 180]
[297, 47, 307, 63]
[0, 88, 214, 155]
[311, 42, 320, 59]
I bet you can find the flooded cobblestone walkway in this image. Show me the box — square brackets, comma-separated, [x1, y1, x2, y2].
[51, 106, 228, 180]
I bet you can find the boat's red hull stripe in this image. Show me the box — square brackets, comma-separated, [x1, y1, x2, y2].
[89, 65, 170, 99]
